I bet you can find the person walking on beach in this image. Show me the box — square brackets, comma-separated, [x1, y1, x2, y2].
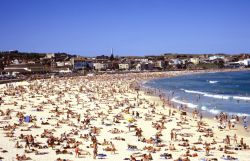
[170, 130, 174, 141]
[25, 137, 30, 149]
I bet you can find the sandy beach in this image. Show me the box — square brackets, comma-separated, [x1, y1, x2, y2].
[0, 70, 249, 161]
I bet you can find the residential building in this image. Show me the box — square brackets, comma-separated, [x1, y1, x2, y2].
[4, 63, 48, 75]
[118, 63, 130, 70]
[93, 62, 107, 71]
[189, 58, 201, 65]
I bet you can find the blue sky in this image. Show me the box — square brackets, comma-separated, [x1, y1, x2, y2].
[0, 0, 250, 56]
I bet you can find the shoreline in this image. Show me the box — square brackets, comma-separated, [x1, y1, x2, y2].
[136, 69, 250, 131]
[138, 69, 250, 111]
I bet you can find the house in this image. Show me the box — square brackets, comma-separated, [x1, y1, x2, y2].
[209, 55, 225, 61]
[189, 58, 201, 65]
[169, 59, 182, 65]
[4, 63, 48, 75]
[93, 62, 107, 71]
[134, 62, 154, 71]
[238, 59, 250, 66]
[154, 60, 165, 69]
[135, 64, 142, 71]
[134, 58, 149, 63]
[118, 63, 130, 70]
[45, 53, 55, 59]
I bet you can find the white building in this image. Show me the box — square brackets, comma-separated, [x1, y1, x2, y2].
[135, 64, 141, 71]
[238, 59, 250, 66]
[169, 59, 182, 65]
[134, 58, 149, 63]
[93, 63, 107, 70]
[118, 63, 130, 70]
[189, 58, 201, 65]
[209, 55, 225, 61]
[45, 53, 55, 59]
[154, 60, 165, 68]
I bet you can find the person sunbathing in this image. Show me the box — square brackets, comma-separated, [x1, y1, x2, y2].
[128, 144, 138, 150]
[41, 121, 49, 125]
[16, 154, 31, 161]
[191, 145, 202, 151]
[80, 134, 89, 141]
[224, 149, 236, 154]
[5, 131, 14, 137]
[55, 149, 73, 155]
[178, 141, 189, 147]
[101, 139, 110, 145]
[221, 155, 238, 160]
[109, 128, 123, 134]
[175, 157, 191, 161]
[56, 158, 71, 161]
[111, 136, 125, 141]
[78, 149, 91, 156]
[15, 141, 23, 149]
[30, 123, 40, 128]
[143, 146, 161, 152]
[24, 148, 37, 153]
[160, 153, 172, 159]
[103, 145, 116, 154]
[169, 144, 176, 151]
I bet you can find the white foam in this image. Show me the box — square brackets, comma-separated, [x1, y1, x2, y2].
[201, 106, 207, 111]
[181, 89, 250, 100]
[182, 89, 230, 99]
[228, 112, 250, 117]
[171, 97, 198, 109]
[208, 108, 221, 115]
[233, 96, 250, 101]
[201, 106, 221, 115]
[209, 80, 218, 84]
[181, 89, 206, 95]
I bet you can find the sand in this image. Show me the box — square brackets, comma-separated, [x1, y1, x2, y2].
[0, 71, 249, 161]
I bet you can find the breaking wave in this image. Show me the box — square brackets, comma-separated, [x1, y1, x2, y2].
[181, 89, 250, 101]
[171, 97, 198, 109]
[208, 80, 218, 84]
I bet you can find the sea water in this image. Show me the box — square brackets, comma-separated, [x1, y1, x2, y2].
[145, 71, 250, 117]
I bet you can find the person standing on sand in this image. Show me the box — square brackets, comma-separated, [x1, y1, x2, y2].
[75, 146, 79, 158]
[25, 137, 30, 149]
[200, 113, 203, 121]
[228, 120, 231, 130]
[174, 132, 177, 141]
[93, 142, 98, 159]
[234, 134, 237, 144]
[205, 143, 210, 156]
[110, 142, 116, 154]
[170, 130, 174, 141]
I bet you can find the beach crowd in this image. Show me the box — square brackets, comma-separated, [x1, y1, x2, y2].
[0, 71, 249, 161]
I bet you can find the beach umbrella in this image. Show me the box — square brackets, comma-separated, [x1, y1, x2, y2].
[25, 116, 30, 123]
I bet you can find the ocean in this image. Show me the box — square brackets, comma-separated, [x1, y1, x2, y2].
[144, 71, 250, 117]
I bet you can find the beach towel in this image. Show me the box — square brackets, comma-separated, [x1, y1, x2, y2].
[97, 153, 107, 159]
